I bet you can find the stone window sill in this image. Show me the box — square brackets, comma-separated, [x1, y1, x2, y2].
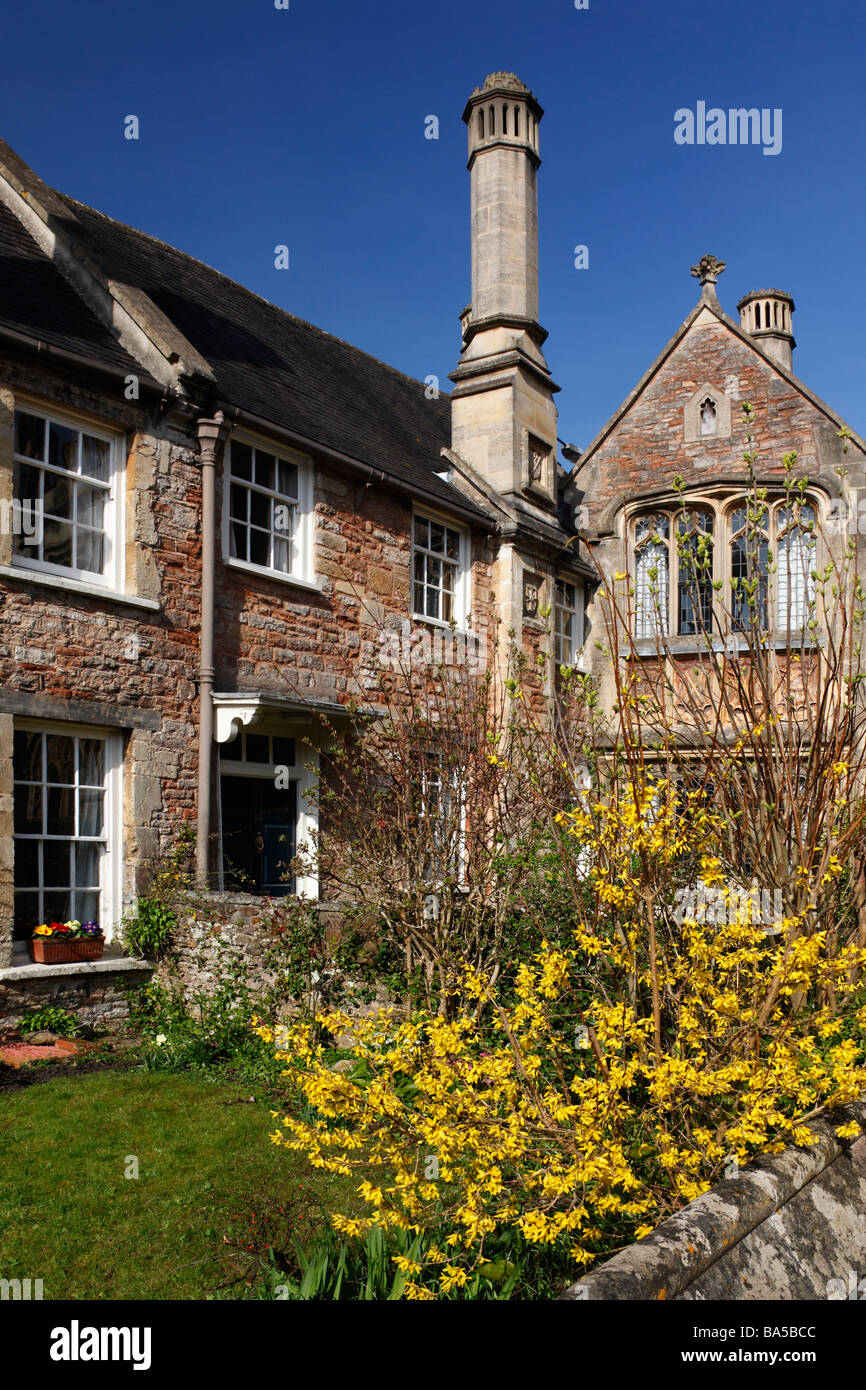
[223, 557, 322, 594]
[0, 564, 160, 612]
[622, 634, 823, 659]
[0, 949, 152, 983]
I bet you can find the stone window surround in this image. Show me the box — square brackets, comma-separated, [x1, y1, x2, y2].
[11, 718, 124, 947]
[524, 431, 556, 500]
[683, 382, 733, 444]
[411, 505, 471, 630]
[9, 399, 125, 593]
[626, 489, 824, 641]
[222, 430, 315, 587]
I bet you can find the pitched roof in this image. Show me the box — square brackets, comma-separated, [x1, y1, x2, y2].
[52, 194, 489, 520]
[0, 198, 145, 379]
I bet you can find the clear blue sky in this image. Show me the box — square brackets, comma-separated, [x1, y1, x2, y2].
[2, 0, 864, 451]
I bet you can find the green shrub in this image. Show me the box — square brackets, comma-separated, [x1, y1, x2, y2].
[125, 949, 285, 1086]
[19, 1005, 82, 1038]
[123, 898, 177, 961]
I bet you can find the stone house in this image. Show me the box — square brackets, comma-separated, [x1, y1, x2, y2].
[571, 253, 866, 710]
[1, 69, 862, 1030]
[0, 74, 593, 1026]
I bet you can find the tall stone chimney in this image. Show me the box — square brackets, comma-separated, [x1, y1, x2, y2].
[737, 289, 796, 370]
[449, 73, 560, 512]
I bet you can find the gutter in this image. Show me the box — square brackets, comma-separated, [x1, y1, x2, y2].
[0, 322, 162, 392]
[216, 401, 494, 532]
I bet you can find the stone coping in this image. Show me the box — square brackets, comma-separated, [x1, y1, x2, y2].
[0, 954, 153, 983]
[559, 1102, 866, 1301]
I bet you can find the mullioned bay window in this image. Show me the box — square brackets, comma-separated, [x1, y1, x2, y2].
[630, 496, 817, 639]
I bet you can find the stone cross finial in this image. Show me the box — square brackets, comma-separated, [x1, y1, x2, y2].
[690, 253, 726, 287]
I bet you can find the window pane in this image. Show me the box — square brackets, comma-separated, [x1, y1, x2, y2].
[429, 522, 444, 554]
[74, 890, 100, 924]
[14, 411, 46, 461]
[14, 783, 42, 835]
[731, 534, 768, 629]
[414, 516, 429, 548]
[254, 451, 276, 490]
[44, 839, 72, 886]
[273, 738, 296, 767]
[249, 529, 269, 567]
[634, 539, 669, 638]
[272, 536, 290, 572]
[244, 734, 270, 764]
[78, 789, 104, 837]
[46, 786, 75, 836]
[231, 442, 253, 480]
[230, 484, 248, 521]
[75, 841, 100, 887]
[445, 528, 460, 561]
[42, 518, 73, 568]
[778, 529, 815, 629]
[425, 586, 439, 619]
[14, 838, 39, 886]
[49, 422, 79, 473]
[277, 459, 298, 497]
[14, 892, 40, 934]
[76, 528, 104, 573]
[43, 891, 72, 925]
[13, 461, 42, 508]
[45, 735, 75, 785]
[14, 730, 43, 782]
[250, 491, 270, 529]
[273, 502, 293, 536]
[79, 740, 105, 787]
[230, 521, 247, 561]
[441, 589, 453, 622]
[77, 485, 105, 530]
[80, 434, 111, 482]
[43, 471, 72, 519]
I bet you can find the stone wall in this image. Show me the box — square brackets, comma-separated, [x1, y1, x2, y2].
[0, 959, 153, 1040]
[155, 894, 390, 1022]
[560, 1103, 866, 1301]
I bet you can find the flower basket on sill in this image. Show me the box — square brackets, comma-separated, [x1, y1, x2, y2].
[29, 921, 105, 964]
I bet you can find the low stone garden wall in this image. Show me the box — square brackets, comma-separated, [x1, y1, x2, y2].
[156, 893, 391, 1022]
[559, 1103, 866, 1301]
[0, 956, 153, 1040]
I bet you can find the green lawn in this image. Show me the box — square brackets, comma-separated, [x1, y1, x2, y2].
[0, 1069, 354, 1300]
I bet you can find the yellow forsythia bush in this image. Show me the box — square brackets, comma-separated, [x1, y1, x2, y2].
[255, 776, 866, 1297]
